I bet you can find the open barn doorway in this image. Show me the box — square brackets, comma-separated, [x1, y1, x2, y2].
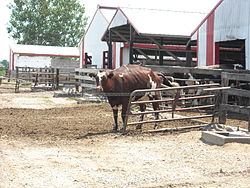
[217, 39, 245, 70]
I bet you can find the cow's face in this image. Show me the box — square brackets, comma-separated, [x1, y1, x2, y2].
[89, 70, 114, 92]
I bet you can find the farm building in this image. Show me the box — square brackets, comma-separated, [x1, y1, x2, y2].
[80, 6, 207, 69]
[191, 0, 250, 70]
[9, 44, 80, 71]
[101, 7, 207, 68]
[79, 6, 119, 69]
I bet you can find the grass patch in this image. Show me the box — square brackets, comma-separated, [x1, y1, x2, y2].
[0, 70, 6, 76]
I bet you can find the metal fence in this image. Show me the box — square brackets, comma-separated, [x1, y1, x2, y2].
[122, 83, 229, 132]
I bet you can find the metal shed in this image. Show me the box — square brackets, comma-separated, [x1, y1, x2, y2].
[191, 0, 250, 70]
[101, 7, 206, 67]
[9, 44, 80, 70]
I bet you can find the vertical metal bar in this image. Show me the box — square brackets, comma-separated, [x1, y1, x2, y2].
[172, 89, 181, 118]
[186, 45, 192, 67]
[129, 24, 134, 64]
[123, 91, 136, 133]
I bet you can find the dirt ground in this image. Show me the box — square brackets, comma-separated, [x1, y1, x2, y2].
[1, 90, 250, 188]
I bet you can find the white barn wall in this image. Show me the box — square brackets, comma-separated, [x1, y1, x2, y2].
[214, 0, 250, 42]
[115, 43, 121, 68]
[214, 0, 250, 70]
[15, 55, 51, 68]
[122, 47, 129, 66]
[83, 9, 110, 68]
[198, 22, 207, 67]
[195, 0, 250, 70]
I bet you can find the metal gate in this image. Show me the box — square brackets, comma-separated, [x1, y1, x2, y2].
[123, 83, 229, 132]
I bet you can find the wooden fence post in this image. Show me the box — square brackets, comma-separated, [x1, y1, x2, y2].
[219, 72, 229, 124]
[15, 66, 19, 93]
[75, 68, 79, 92]
[56, 68, 59, 89]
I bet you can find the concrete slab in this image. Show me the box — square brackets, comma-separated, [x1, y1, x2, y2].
[202, 131, 250, 146]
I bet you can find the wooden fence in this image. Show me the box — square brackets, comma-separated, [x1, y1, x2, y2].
[219, 72, 250, 131]
[147, 65, 250, 78]
[15, 66, 59, 92]
[75, 66, 106, 92]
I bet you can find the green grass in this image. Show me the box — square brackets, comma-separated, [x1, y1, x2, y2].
[0, 70, 5, 76]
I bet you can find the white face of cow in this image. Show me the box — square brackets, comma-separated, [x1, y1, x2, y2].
[95, 71, 106, 92]
[89, 70, 114, 92]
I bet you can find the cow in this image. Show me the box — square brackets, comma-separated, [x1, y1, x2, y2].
[89, 64, 172, 132]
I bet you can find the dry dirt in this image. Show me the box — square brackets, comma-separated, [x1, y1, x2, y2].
[0, 91, 250, 188]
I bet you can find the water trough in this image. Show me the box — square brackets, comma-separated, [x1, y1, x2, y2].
[202, 130, 250, 146]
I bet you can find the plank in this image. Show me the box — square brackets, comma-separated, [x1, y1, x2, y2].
[222, 88, 250, 98]
[220, 104, 250, 115]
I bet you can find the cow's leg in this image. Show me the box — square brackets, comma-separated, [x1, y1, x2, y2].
[136, 104, 146, 129]
[121, 102, 129, 133]
[112, 106, 119, 132]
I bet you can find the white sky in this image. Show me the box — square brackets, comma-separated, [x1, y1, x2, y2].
[0, 0, 220, 61]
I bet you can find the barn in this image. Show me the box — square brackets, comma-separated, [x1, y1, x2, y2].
[79, 6, 119, 69]
[191, 0, 250, 70]
[9, 44, 80, 71]
[100, 7, 207, 68]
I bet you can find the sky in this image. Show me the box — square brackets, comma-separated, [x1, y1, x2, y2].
[0, 0, 220, 61]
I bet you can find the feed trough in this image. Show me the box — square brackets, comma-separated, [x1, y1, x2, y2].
[202, 131, 250, 146]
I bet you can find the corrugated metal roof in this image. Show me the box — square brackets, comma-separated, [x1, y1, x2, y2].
[10, 44, 80, 57]
[111, 7, 207, 36]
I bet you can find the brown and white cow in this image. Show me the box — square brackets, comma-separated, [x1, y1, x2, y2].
[89, 64, 172, 132]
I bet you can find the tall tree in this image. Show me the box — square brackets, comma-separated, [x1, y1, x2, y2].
[7, 0, 88, 47]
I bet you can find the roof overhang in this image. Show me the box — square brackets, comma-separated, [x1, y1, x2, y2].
[102, 24, 193, 46]
[10, 44, 80, 58]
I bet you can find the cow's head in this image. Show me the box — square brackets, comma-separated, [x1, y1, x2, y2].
[89, 70, 114, 92]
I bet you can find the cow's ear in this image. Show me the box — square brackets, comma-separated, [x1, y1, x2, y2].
[107, 71, 114, 78]
[89, 73, 97, 78]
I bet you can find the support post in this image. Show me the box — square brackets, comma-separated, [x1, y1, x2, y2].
[219, 73, 229, 124]
[186, 40, 192, 67]
[56, 68, 59, 89]
[129, 24, 134, 64]
[108, 30, 113, 69]
[159, 38, 164, 65]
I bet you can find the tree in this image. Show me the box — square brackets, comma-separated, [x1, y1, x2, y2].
[0, 60, 9, 67]
[7, 0, 88, 47]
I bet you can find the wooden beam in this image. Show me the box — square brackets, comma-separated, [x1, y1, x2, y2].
[134, 48, 154, 64]
[222, 88, 250, 98]
[220, 104, 250, 115]
[112, 30, 154, 64]
[221, 72, 250, 82]
[133, 47, 194, 53]
[129, 24, 134, 64]
[108, 30, 112, 69]
[159, 38, 164, 65]
[112, 30, 129, 42]
[186, 39, 192, 67]
[147, 36, 183, 64]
